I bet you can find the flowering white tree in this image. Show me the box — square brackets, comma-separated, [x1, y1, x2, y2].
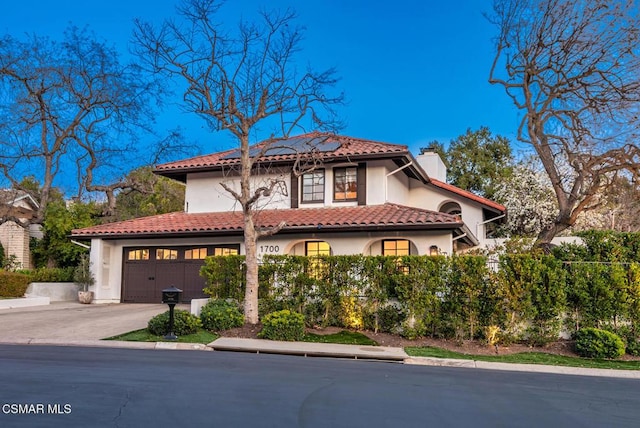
[494, 161, 557, 237]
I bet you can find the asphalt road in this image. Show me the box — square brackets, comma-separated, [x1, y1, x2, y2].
[0, 345, 638, 428]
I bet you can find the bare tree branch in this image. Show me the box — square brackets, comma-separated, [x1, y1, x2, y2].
[0, 26, 186, 223]
[489, 0, 640, 244]
[134, 0, 343, 323]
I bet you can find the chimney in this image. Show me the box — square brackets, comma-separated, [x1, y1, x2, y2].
[415, 150, 447, 182]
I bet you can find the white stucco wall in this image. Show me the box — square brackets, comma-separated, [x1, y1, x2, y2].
[185, 170, 290, 213]
[185, 160, 422, 212]
[408, 184, 487, 243]
[364, 160, 414, 206]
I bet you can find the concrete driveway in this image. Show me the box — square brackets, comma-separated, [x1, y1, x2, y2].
[0, 302, 172, 341]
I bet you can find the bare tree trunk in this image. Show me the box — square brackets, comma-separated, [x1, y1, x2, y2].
[243, 212, 260, 324]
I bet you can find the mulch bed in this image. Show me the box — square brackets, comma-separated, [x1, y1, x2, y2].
[219, 323, 640, 360]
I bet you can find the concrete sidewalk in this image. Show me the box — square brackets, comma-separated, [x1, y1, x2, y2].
[209, 337, 408, 361]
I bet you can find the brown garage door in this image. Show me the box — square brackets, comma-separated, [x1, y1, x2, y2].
[122, 245, 240, 303]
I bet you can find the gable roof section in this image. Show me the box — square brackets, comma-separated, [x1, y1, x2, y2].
[0, 190, 40, 209]
[429, 178, 505, 213]
[154, 132, 416, 181]
[71, 203, 462, 239]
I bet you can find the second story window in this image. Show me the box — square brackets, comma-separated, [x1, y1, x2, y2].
[334, 167, 357, 201]
[302, 170, 325, 203]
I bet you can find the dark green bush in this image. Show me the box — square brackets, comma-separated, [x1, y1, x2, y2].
[19, 267, 75, 282]
[147, 309, 202, 336]
[0, 271, 31, 297]
[626, 339, 640, 356]
[200, 299, 244, 332]
[258, 310, 305, 341]
[364, 305, 405, 334]
[608, 326, 640, 357]
[574, 327, 625, 359]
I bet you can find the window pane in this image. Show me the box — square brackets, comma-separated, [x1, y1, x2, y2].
[156, 249, 178, 260]
[214, 247, 239, 256]
[302, 170, 324, 202]
[334, 167, 357, 200]
[185, 248, 208, 260]
[127, 249, 149, 260]
[306, 241, 330, 279]
[382, 240, 410, 256]
[306, 241, 330, 256]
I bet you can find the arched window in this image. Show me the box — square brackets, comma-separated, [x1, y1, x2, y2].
[440, 201, 462, 218]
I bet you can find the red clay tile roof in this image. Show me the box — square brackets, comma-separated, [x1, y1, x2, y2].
[71, 203, 462, 239]
[154, 132, 409, 176]
[429, 178, 506, 213]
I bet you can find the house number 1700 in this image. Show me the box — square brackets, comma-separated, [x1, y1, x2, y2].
[259, 245, 280, 253]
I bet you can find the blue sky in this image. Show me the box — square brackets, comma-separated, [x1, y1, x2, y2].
[1, 0, 523, 158]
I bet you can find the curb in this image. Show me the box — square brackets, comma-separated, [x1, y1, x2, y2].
[405, 356, 640, 379]
[0, 339, 212, 352]
[1, 339, 639, 378]
[208, 337, 407, 361]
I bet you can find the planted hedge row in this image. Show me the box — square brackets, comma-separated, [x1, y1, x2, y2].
[200, 251, 640, 344]
[0, 267, 77, 298]
[0, 271, 31, 298]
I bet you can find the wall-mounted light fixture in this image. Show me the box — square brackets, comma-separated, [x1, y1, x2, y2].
[429, 245, 440, 256]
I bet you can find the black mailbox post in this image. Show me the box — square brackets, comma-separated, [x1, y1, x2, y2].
[161, 285, 183, 340]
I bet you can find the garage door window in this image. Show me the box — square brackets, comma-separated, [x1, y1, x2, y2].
[127, 249, 149, 260]
[214, 247, 239, 256]
[185, 248, 208, 260]
[156, 249, 178, 260]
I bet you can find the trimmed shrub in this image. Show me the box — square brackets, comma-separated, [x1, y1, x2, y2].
[0, 271, 31, 297]
[574, 327, 625, 359]
[147, 309, 202, 336]
[200, 299, 244, 332]
[22, 267, 76, 283]
[258, 310, 305, 341]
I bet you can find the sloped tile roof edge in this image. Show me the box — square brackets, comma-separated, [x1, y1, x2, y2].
[429, 179, 505, 212]
[154, 132, 409, 173]
[71, 203, 463, 239]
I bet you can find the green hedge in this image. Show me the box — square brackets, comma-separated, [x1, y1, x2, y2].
[199, 231, 640, 347]
[0, 271, 31, 297]
[18, 267, 76, 283]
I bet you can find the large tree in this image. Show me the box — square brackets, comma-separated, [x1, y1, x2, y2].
[113, 166, 185, 222]
[0, 26, 185, 224]
[134, 0, 343, 324]
[423, 127, 514, 200]
[489, 0, 640, 245]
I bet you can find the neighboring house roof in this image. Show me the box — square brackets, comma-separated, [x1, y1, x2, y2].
[429, 178, 506, 213]
[0, 190, 39, 208]
[71, 203, 464, 239]
[0, 189, 40, 221]
[154, 132, 427, 182]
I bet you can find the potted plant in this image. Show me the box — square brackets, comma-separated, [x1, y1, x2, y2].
[74, 254, 95, 304]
